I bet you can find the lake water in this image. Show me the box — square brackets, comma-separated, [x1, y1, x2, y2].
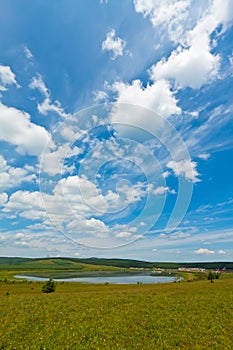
[14, 274, 177, 284]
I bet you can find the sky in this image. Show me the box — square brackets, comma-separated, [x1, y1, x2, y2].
[0, 0, 233, 261]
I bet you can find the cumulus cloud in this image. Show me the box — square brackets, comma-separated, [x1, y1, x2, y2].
[52, 175, 109, 218]
[3, 175, 112, 240]
[149, 0, 233, 89]
[0, 65, 19, 91]
[167, 159, 200, 183]
[116, 181, 147, 204]
[67, 217, 109, 238]
[3, 172, 147, 243]
[3, 190, 46, 221]
[152, 186, 176, 196]
[116, 231, 131, 238]
[0, 155, 36, 191]
[101, 29, 126, 60]
[218, 249, 226, 255]
[0, 102, 52, 155]
[29, 74, 68, 118]
[162, 171, 170, 178]
[194, 248, 215, 255]
[111, 79, 181, 118]
[152, 186, 169, 195]
[40, 143, 81, 176]
[0, 192, 8, 206]
[150, 42, 220, 89]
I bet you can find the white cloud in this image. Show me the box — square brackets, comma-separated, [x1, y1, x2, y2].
[93, 90, 109, 103]
[150, 42, 220, 89]
[194, 248, 215, 255]
[116, 231, 131, 238]
[3, 190, 46, 224]
[117, 181, 147, 204]
[0, 155, 36, 191]
[29, 74, 68, 118]
[3, 191, 44, 212]
[24, 46, 33, 59]
[0, 65, 19, 91]
[162, 171, 170, 178]
[0, 192, 8, 206]
[0, 102, 52, 155]
[15, 233, 25, 239]
[67, 217, 109, 238]
[159, 231, 190, 240]
[3, 175, 112, 241]
[198, 153, 210, 160]
[38, 98, 68, 118]
[15, 241, 28, 246]
[202, 0, 233, 31]
[40, 143, 81, 176]
[29, 74, 49, 97]
[218, 249, 226, 255]
[134, 0, 190, 44]
[3, 173, 146, 243]
[149, 0, 233, 89]
[102, 29, 126, 60]
[153, 186, 170, 195]
[167, 159, 200, 183]
[111, 79, 181, 118]
[170, 231, 190, 240]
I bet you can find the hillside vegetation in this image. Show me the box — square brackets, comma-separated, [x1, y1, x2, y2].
[0, 256, 232, 270]
[0, 257, 121, 279]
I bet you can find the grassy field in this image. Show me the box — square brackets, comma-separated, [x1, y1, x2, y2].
[0, 258, 121, 280]
[0, 278, 233, 349]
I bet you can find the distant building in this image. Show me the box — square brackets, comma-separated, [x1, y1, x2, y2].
[178, 267, 206, 272]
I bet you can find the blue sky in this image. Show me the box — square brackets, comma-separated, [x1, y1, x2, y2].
[0, 0, 233, 261]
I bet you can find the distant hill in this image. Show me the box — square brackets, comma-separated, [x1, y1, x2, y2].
[0, 257, 232, 270]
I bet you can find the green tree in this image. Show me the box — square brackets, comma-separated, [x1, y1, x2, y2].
[41, 278, 56, 293]
[207, 271, 215, 283]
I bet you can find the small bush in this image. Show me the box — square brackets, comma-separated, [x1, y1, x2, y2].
[207, 271, 216, 282]
[41, 279, 56, 293]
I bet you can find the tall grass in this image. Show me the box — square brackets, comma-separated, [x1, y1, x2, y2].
[0, 279, 233, 349]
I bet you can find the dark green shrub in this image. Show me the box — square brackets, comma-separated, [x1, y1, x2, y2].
[41, 279, 56, 293]
[207, 271, 215, 282]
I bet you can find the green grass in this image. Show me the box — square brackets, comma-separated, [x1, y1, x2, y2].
[0, 278, 233, 349]
[0, 258, 121, 280]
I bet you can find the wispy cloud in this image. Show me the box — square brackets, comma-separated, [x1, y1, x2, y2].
[24, 46, 33, 59]
[29, 74, 68, 118]
[102, 29, 126, 60]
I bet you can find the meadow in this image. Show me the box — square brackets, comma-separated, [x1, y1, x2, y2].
[0, 278, 233, 349]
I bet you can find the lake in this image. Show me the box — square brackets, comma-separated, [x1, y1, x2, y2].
[14, 274, 178, 284]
